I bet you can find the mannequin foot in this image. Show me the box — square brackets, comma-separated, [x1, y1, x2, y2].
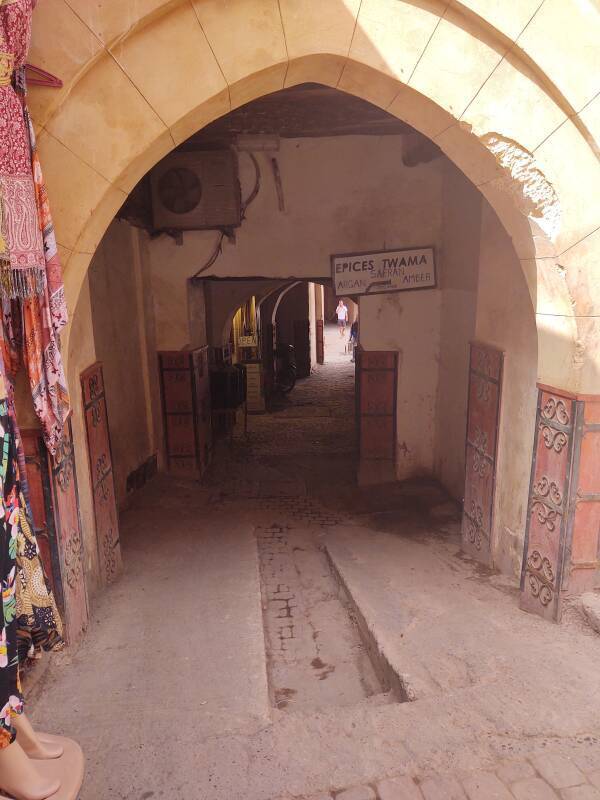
[12, 715, 63, 760]
[20, 736, 64, 760]
[0, 740, 60, 800]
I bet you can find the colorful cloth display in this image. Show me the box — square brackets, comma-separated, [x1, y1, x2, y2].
[0, 375, 24, 748]
[0, 0, 67, 748]
[0, 0, 69, 456]
[0, 0, 43, 298]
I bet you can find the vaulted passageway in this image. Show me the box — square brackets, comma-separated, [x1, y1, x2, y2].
[4, 2, 600, 799]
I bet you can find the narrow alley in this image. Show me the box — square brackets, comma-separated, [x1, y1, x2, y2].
[27, 332, 600, 800]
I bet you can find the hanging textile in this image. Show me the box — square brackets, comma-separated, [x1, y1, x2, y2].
[0, 0, 43, 298]
[9, 390, 63, 662]
[0, 301, 64, 662]
[0, 362, 64, 749]
[0, 0, 70, 456]
[0, 372, 23, 749]
[0, 0, 65, 747]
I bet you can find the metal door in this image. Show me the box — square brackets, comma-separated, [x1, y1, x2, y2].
[81, 363, 122, 585]
[461, 342, 504, 565]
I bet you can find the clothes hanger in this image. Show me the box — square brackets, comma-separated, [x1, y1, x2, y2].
[24, 63, 62, 88]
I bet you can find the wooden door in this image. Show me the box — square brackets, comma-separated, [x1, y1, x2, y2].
[49, 420, 88, 644]
[81, 363, 122, 585]
[357, 350, 397, 462]
[461, 342, 504, 566]
[158, 351, 198, 475]
[316, 320, 324, 365]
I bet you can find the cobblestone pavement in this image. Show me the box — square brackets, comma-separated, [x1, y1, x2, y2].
[286, 749, 600, 800]
[257, 522, 386, 713]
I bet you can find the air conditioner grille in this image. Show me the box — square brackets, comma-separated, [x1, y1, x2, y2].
[151, 150, 241, 231]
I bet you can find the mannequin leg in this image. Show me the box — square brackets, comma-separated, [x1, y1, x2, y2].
[12, 714, 63, 759]
[0, 740, 60, 800]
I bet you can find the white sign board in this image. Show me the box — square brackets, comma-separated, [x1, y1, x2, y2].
[331, 247, 436, 297]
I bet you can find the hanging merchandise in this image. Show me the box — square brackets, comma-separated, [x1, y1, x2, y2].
[0, 347, 64, 747]
[0, 4, 83, 797]
[0, 0, 70, 457]
[0, 0, 44, 298]
[0, 374, 23, 749]
[0, 0, 66, 746]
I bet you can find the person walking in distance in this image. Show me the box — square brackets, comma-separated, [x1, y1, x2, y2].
[336, 299, 349, 337]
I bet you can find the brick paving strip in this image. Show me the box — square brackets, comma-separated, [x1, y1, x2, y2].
[274, 752, 600, 800]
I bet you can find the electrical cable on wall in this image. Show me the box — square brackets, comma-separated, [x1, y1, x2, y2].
[193, 151, 261, 278]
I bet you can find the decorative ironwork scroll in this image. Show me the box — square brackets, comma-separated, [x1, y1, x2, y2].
[461, 342, 504, 565]
[521, 388, 600, 620]
[520, 388, 574, 621]
[81, 363, 122, 586]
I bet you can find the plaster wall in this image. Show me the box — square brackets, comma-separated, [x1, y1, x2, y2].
[187, 280, 208, 349]
[360, 290, 442, 480]
[434, 163, 481, 498]
[475, 203, 538, 578]
[88, 221, 156, 509]
[146, 135, 445, 305]
[315, 284, 324, 323]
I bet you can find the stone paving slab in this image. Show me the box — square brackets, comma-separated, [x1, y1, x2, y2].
[324, 526, 600, 721]
[283, 752, 600, 800]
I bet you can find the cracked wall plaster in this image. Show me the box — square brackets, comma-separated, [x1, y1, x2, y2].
[480, 134, 561, 240]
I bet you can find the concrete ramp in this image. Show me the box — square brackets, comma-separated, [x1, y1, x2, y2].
[29, 488, 271, 798]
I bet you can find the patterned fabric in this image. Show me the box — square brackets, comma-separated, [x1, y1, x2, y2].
[0, 375, 24, 749]
[26, 108, 67, 334]
[15, 480, 64, 662]
[0, 364, 64, 748]
[0, 0, 45, 298]
[0, 0, 70, 455]
[0, 335, 64, 662]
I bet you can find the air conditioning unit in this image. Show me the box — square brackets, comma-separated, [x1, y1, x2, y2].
[150, 150, 241, 231]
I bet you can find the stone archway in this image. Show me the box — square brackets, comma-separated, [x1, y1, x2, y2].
[29, 1, 600, 619]
[30, 1, 600, 395]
